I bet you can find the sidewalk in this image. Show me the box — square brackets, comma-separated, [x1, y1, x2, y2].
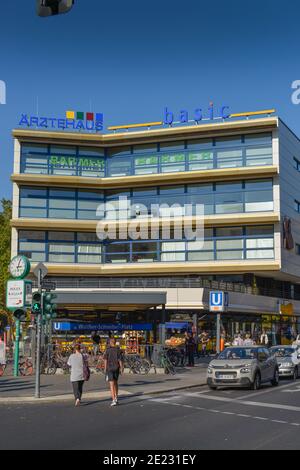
[0, 364, 208, 404]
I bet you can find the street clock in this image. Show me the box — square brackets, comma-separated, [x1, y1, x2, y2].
[9, 256, 31, 279]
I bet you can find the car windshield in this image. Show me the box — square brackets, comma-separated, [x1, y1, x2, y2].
[218, 348, 257, 360]
[270, 347, 294, 357]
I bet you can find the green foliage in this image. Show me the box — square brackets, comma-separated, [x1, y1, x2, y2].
[0, 199, 12, 328]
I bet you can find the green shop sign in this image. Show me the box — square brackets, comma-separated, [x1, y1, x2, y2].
[49, 155, 105, 170]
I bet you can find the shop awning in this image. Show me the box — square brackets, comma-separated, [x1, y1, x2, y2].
[55, 290, 166, 312]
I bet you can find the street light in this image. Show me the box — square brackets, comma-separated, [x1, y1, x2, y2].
[36, 0, 75, 17]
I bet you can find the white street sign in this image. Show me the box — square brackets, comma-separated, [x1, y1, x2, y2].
[6, 280, 32, 310]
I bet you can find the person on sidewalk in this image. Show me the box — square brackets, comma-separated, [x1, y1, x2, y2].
[67, 344, 89, 407]
[186, 333, 195, 367]
[104, 337, 124, 407]
[260, 330, 269, 346]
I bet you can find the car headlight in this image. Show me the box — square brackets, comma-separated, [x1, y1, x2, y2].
[240, 368, 250, 373]
[207, 367, 213, 374]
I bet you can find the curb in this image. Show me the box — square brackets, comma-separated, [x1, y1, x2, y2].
[0, 382, 207, 405]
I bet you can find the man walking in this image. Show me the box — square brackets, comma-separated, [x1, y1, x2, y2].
[104, 337, 124, 407]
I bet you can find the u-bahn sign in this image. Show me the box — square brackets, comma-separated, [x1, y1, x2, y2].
[209, 291, 228, 312]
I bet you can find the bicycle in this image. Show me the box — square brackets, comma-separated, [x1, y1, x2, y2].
[159, 350, 176, 375]
[0, 357, 33, 377]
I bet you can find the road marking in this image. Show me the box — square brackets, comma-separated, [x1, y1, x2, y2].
[152, 400, 299, 427]
[182, 391, 300, 412]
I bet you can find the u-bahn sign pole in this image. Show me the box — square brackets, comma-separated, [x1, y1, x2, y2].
[209, 291, 228, 354]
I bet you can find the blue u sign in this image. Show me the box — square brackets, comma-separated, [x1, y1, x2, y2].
[209, 291, 228, 312]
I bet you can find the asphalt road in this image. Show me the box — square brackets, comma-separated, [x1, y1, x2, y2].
[1, 378, 300, 450]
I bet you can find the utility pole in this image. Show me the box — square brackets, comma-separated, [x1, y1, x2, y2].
[35, 269, 42, 399]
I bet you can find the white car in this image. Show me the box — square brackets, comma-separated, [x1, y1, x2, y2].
[270, 346, 300, 380]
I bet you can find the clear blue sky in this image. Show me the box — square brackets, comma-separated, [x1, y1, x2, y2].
[1, 0, 300, 199]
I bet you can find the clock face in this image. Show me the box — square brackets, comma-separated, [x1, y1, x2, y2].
[9, 256, 30, 279]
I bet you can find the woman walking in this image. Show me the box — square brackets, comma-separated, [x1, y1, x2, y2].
[67, 344, 89, 406]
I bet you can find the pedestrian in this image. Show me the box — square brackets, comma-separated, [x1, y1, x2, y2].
[104, 337, 124, 407]
[67, 344, 90, 407]
[91, 331, 100, 355]
[243, 333, 254, 346]
[260, 330, 269, 346]
[186, 333, 195, 366]
[233, 333, 244, 346]
[200, 331, 209, 356]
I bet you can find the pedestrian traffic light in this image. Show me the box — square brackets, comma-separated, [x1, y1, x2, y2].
[31, 292, 42, 315]
[43, 292, 58, 320]
[13, 309, 26, 322]
[36, 0, 75, 17]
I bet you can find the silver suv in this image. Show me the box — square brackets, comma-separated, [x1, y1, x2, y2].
[207, 346, 279, 390]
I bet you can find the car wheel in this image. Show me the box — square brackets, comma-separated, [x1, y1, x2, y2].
[271, 368, 279, 386]
[251, 372, 261, 390]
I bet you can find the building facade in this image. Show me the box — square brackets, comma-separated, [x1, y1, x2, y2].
[10, 112, 300, 348]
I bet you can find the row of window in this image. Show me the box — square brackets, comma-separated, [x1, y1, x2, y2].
[18, 226, 275, 264]
[19, 180, 273, 219]
[20, 133, 273, 178]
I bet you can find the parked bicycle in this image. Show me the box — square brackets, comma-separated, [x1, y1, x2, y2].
[159, 349, 176, 375]
[0, 357, 33, 377]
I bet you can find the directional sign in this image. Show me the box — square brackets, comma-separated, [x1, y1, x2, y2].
[41, 281, 56, 291]
[32, 262, 48, 280]
[209, 291, 228, 312]
[6, 280, 32, 310]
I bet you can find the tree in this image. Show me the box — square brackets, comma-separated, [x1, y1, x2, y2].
[0, 199, 12, 331]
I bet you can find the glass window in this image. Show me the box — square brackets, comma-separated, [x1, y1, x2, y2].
[49, 209, 76, 219]
[20, 251, 46, 262]
[215, 136, 242, 147]
[160, 185, 185, 195]
[50, 145, 76, 155]
[215, 192, 243, 214]
[246, 238, 274, 249]
[161, 242, 185, 252]
[48, 232, 75, 241]
[105, 254, 130, 263]
[246, 147, 272, 166]
[246, 250, 274, 259]
[188, 240, 213, 251]
[216, 227, 243, 238]
[188, 251, 214, 261]
[49, 199, 75, 209]
[161, 252, 185, 261]
[244, 190, 273, 212]
[77, 200, 100, 210]
[78, 254, 102, 263]
[133, 144, 158, 154]
[245, 179, 272, 190]
[187, 138, 213, 149]
[20, 208, 47, 218]
[19, 231, 45, 240]
[246, 226, 273, 236]
[108, 157, 132, 177]
[160, 153, 185, 173]
[216, 239, 243, 250]
[77, 233, 100, 242]
[187, 184, 212, 194]
[19, 242, 45, 252]
[217, 149, 243, 168]
[48, 253, 75, 263]
[132, 242, 157, 252]
[106, 243, 130, 254]
[78, 147, 104, 157]
[21, 143, 48, 154]
[160, 141, 185, 151]
[188, 151, 213, 170]
[217, 251, 244, 260]
[244, 133, 272, 145]
[132, 252, 158, 263]
[132, 187, 157, 197]
[77, 244, 101, 254]
[20, 187, 47, 198]
[49, 243, 75, 253]
[78, 190, 103, 200]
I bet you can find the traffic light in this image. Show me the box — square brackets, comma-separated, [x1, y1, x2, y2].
[13, 309, 26, 322]
[36, 0, 75, 17]
[43, 292, 58, 320]
[31, 292, 42, 315]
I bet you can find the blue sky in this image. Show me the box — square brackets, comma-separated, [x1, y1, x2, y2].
[0, 0, 300, 198]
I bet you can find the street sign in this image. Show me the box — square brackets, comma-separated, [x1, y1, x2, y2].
[6, 280, 32, 310]
[32, 262, 48, 280]
[41, 281, 56, 291]
[209, 291, 228, 312]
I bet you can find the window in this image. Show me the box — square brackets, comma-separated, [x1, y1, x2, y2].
[295, 200, 300, 213]
[293, 157, 300, 171]
[217, 149, 243, 168]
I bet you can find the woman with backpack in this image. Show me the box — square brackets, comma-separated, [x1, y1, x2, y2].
[67, 343, 90, 406]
